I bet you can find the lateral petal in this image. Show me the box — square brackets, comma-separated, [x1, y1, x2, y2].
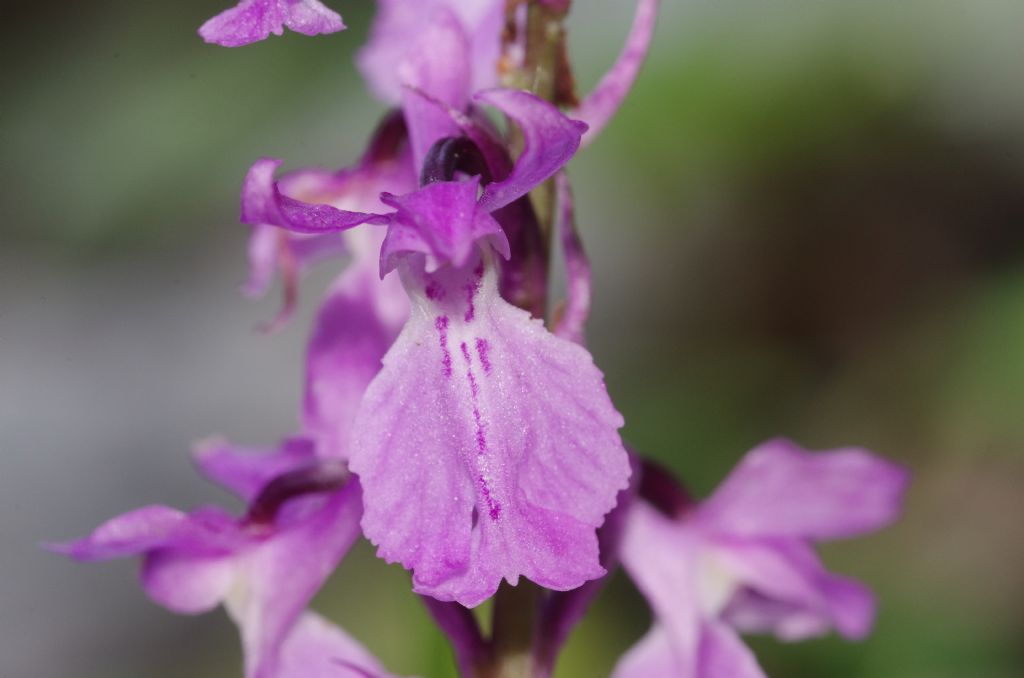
[475, 89, 587, 213]
[696, 439, 910, 540]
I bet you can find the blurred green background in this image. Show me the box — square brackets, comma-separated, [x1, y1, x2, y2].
[4, 1, 1023, 676]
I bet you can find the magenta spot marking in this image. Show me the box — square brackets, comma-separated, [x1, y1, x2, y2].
[475, 338, 492, 375]
[435, 315, 452, 378]
[460, 342, 487, 452]
[463, 263, 485, 322]
[460, 339, 498, 519]
[478, 475, 502, 521]
[425, 280, 445, 301]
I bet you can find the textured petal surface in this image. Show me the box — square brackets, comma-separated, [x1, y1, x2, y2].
[475, 90, 588, 213]
[573, 0, 658, 146]
[277, 613, 390, 677]
[536, 453, 641, 674]
[199, 0, 344, 47]
[192, 436, 317, 502]
[350, 254, 629, 606]
[696, 439, 910, 540]
[241, 158, 387, 234]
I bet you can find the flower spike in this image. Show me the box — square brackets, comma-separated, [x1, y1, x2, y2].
[613, 440, 909, 677]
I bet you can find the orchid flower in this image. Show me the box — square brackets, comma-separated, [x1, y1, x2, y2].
[613, 439, 910, 677]
[242, 86, 630, 606]
[50, 439, 395, 678]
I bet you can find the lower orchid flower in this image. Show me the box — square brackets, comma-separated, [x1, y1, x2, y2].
[613, 439, 910, 677]
[50, 438, 395, 678]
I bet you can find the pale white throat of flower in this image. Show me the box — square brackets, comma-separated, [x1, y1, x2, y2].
[694, 542, 744, 618]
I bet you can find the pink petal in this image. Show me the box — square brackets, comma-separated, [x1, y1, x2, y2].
[240, 151, 414, 328]
[573, 0, 659, 146]
[379, 180, 509, 276]
[475, 89, 588, 213]
[697, 621, 767, 678]
[54, 505, 246, 557]
[192, 436, 317, 502]
[141, 551, 235, 614]
[225, 482, 364, 678]
[303, 242, 409, 460]
[243, 225, 346, 300]
[241, 158, 388, 235]
[393, 8, 472, 170]
[696, 438, 910, 540]
[552, 171, 591, 345]
[350, 254, 629, 606]
[358, 0, 503, 104]
[276, 613, 390, 677]
[713, 538, 876, 642]
[199, 0, 344, 47]
[612, 625, 688, 678]
[619, 501, 702, 662]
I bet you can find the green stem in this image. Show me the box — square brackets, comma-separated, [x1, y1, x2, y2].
[488, 581, 543, 678]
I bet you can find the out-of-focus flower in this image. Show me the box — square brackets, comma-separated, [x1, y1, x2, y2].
[613, 439, 909, 677]
[49, 441, 394, 678]
[200, 0, 345, 47]
[358, 1, 504, 104]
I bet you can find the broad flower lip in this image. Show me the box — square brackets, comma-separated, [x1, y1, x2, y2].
[199, 0, 345, 47]
[349, 249, 630, 607]
[613, 440, 909, 677]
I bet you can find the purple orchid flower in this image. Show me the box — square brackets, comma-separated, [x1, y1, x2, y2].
[50, 439, 395, 678]
[199, 0, 345, 47]
[612, 439, 910, 677]
[239, 87, 630, 606]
